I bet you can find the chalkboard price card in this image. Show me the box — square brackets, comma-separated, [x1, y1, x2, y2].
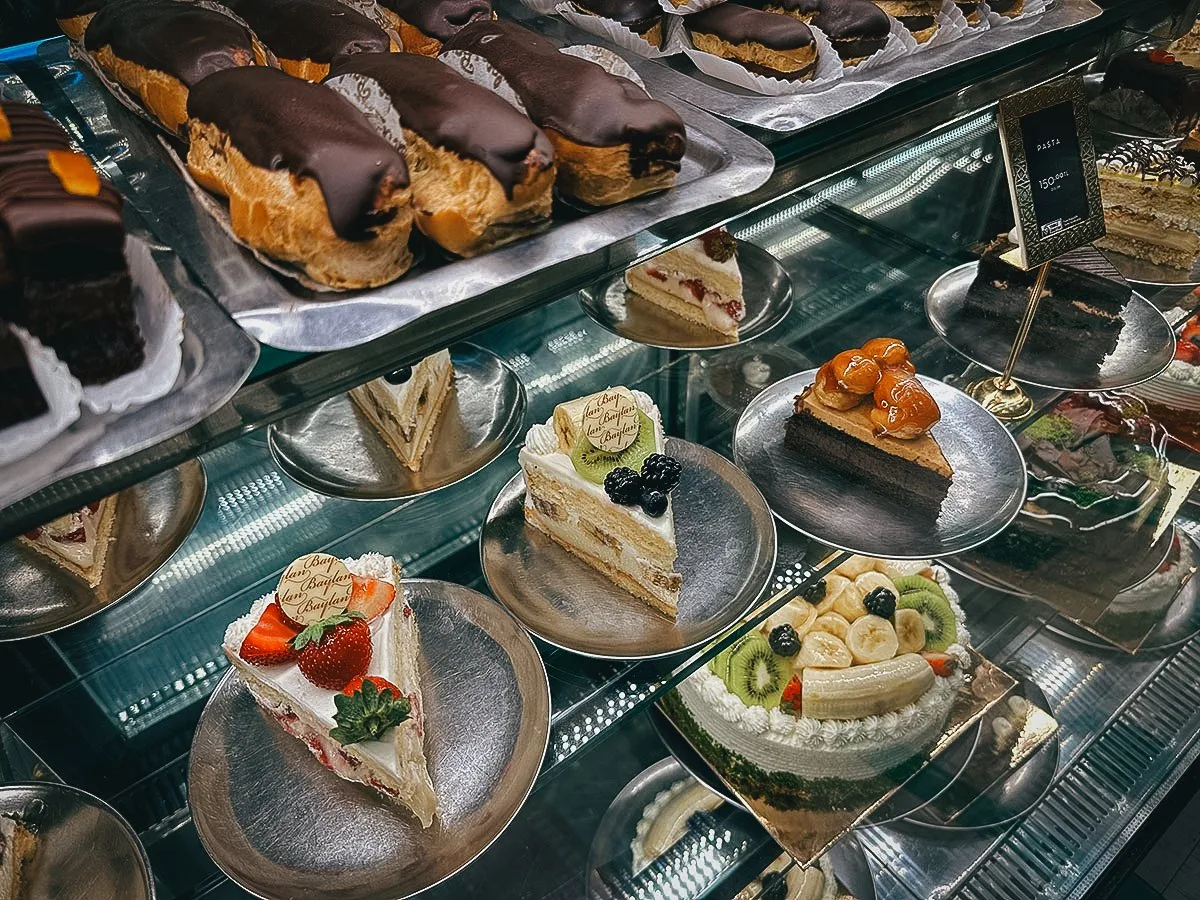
[997, 76, 1106, 270]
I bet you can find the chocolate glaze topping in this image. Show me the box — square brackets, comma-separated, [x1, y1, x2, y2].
[54, 0, 109, 16]
[84, 0, 257, 86]
[740, 0, 888, 40]
[378, 0, 492, 41]
[0, 103, 73, 167]
[442, 20, 685, 173]
[187, 67, 409, 241]
[686, 3, 815, 51]
[327, 53, 553, 199]
[220, 0, 390, 62]
[574, 0, 661, 30]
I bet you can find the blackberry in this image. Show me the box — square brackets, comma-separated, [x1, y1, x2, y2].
[603, 467, 643, 505]
[641, 453, 682, 493]
[761, 871, 788, 900]
[640, 489, 668, 517]
[801, 577, 826, 605]
[863, 586, 897, 618]
[768, 623, 801, 657]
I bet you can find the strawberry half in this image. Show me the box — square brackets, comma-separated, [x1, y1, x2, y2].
[293, 612, 372, 690]
[342, 675, 402, 700]
[922, 651, 958, 678]
[240, 601, 301, 666]
[347, 575, 396, 621]
[781, 675, 803, 714]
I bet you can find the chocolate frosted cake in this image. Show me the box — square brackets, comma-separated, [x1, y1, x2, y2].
[0, 320, 48, 429]
[734, 0, 890, 64]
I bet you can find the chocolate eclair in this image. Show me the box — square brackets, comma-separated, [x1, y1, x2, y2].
[987, 0, 1023, 17]
[54, 0, 110, 42]
[375, 0, 492, 56]
[83, 0, 267, 134]
[873, 0, 940, 42]
[219, 0, 396, 82]
[326, 53, 555, 256]
[685, 4, 819, 81]
[572, 0, 665, 49]
[954, 0, 983, 25]
[443, 20, 686, 206]
[0, 102, 73, 167]
[186, 67, 414, 289]
[735, 0, 888, 64]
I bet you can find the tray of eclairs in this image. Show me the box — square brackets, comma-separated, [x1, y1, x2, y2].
[34, 0, 774, 352]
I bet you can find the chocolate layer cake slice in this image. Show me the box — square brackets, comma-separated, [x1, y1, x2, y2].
[0, 102, 73, 167]
[0, 320, 48, 429]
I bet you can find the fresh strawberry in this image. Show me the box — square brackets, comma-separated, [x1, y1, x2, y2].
[240, 601, 301, 666]
[922, 651, 958, 678]
[293, 612, 372, 690]
[780, 675, 803, 713]
[1150, 48, 1177, 64]
[1175, 339, 1200, 365]
[342, 675, 402, 700]
[346, 575, 396, 621]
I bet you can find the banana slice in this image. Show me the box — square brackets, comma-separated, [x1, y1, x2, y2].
[765, 600, 817, 640]
[878, 559, 935, 581]
[834, 554, 878, 579]
[811, 612, 850, 641]
[795, 631, 852, 670]
[817, 574, 851, 615]
[894, 607, 926, 655]
[847, 614, 899, 664]
[802, 654, 935, 720]
[832, 581, 868, 622]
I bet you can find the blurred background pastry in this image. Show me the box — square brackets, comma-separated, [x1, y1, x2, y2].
[375, 0, 493, 56]
[685, 4, 820, 81]
[571, 0, 666, 50]
[54, 0, 109, 41]
[872, 0, 939, 43]
[735, 0, 890, 65]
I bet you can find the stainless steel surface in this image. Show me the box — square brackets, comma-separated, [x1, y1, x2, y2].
[734, 371, 1027, 559]
[865, 722, 982, 827]
[0, 781, 155, 900]
[1099, 247, 1200, 289]
[577, 242, 794, 350]
[188, 579, 551, 900]
[926, 261, 1175, 391]
[553, 0, 1102, 133]
[480, 439, 778, 659]
[38, 37, 773, 352]
[268, 345, 527, 501]
[0, 459, 206, 641]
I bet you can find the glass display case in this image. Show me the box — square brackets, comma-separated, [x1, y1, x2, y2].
[4, 1, 1200, 898]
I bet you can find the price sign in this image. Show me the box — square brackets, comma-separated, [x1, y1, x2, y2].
[997, 76, 1106, 270]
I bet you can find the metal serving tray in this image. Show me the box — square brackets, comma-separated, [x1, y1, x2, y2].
[0, 64, 259, 512]
[518, 0, 1102, 133]
[33, 36, 774, 352]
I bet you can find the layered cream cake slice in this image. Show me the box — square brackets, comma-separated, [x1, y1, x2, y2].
[19, 496, 118, 587]
[349, 349, 454, 471]
[0, 813, 37, 900]
[222, 552, 437, 827]
[625, 228, 746, 338]
[519, 387, 684, 617]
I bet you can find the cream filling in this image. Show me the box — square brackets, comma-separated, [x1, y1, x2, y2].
[349, 350, 452, 454]
[27, 503, 107, 568]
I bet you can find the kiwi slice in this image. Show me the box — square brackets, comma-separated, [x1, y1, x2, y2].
[709, 633, 755, 681]
[570, 410, 658, 485]
[891, 574, 946, 601]
[897, 589, 957, 652]
[727, 634, 787, 709]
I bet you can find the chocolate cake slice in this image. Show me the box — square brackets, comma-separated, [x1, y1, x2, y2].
[1102, 50, 1200, 138]
[0, 320, 48, 429]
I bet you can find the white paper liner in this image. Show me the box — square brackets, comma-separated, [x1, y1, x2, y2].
[323, 73, 410, 150]
[957, 0, 991, 33]
[912, 0, 969, 53]
[658, 0, 722, 17]
[842, 14, 913, 75]
[682, 21, 843, 96]
[983, 0, 1049, 26]
[80, 237, 185, 415]
[334, 0, 404, 47]
[437, 49, 530, 115]
[0, 328, 83, 467]
[555, 3, 678, 59]
[560, 44, 649, 92]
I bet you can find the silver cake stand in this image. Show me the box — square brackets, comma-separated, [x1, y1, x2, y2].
[925, 261, 1175, 391]
[577, 241, 794, 350]
[733, 371, 1027, 559]
[188, 580, 551, 900]
[268, 344, 526, 501]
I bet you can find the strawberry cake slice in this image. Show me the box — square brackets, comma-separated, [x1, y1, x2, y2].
[222, 552, 437, 827]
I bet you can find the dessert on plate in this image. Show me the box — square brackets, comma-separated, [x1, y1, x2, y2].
[1100, 49, 1200, 141]
[684, 4, 821, 82]
[571, 0, 666, 50]
[519, 387, 684, 617]
[735, 854, 839, 900]
[0, 322, 48, 430]
[785, 339, 952, 518]
[624, 227, 746, 338]
[1096, 139, 1200, 271]
[375, 0, 493, 56]
[666, 555, 971, 807]
[222, 551, 437, 826]
[0, 811, 37, 900]
[1096, 530, 1194, 641]
[1128, 313, 1200, 444]
[630, 778, 722, 874]
[19, 497, 118, 587]
[348, 350, 455, 472]
[734, 0, 891, 65]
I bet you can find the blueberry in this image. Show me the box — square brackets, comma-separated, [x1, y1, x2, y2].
[384, 366, 413, 385]
[640, 489, 668, 517]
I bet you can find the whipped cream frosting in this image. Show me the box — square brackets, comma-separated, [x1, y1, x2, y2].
[519, 389, 676, 544]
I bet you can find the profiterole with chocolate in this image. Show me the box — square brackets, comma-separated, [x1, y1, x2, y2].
[735, 0, 889, 65]
[685, 3, 820, 81]
[376, 0, 493, 56]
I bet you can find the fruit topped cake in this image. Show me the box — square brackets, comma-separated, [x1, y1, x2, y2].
[624, 227, 747, 339]
[19, 497, 118, 588]
[519, 387, 684, 617]
[222, 551, 437, 827]
[665, 555, 970, 808]
[785, 338, 952, 518]
[348, 350, 454, 472]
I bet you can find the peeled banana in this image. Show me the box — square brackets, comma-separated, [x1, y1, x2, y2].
[801, 654, 935, 720]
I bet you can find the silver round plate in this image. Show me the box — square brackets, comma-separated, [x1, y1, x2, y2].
[268, 344, 527, 501]
[481, 439, 777, 659]
[577, 242, 794, 350]
[0, 781, 155, 900]
[1097, 247, 1200, 289]
[188, 579, 551, 900]
[0, 459, 206, 642]
[926, 261, 1174, 391]
[733, 371, 1027, 559]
